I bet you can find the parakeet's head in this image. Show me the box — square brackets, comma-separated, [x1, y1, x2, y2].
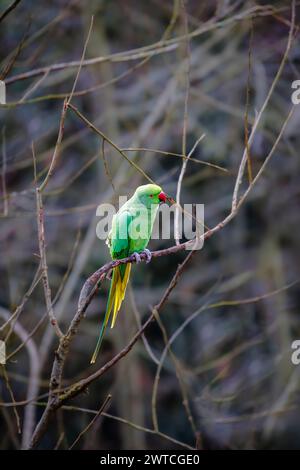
[135, 184, 167, 208]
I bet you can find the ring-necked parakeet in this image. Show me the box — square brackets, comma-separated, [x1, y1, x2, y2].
[90, 184, 167, 363]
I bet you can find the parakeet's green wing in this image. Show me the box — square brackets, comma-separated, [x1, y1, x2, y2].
[111, 210, 133, 274]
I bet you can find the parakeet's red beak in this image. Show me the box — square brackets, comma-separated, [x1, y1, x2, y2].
[158, 191, 167, 203]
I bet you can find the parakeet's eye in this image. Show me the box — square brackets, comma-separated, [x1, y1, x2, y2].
[150, 194, 153, 198]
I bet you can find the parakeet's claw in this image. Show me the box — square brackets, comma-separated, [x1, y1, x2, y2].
[132, 252, 142, 264]
[141, 248, 152, 264]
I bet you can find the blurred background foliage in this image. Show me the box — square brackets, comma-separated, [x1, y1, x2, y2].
[0, 0, 300, 450]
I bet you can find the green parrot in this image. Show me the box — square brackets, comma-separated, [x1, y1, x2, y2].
[90, 184, 167, 363]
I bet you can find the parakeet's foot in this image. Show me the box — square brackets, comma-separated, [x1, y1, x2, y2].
[131, 252, 142, 263]
[141, 248, 152, 264]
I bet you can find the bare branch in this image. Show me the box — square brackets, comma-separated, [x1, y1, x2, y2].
[5, 4, 274, 86]
[0, 0, 22, 24]
[232, 0, 295, 210]
[68, 394, 111, 449]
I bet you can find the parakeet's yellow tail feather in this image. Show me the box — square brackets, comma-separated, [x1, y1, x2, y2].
[111, 263, 131, 328]
[90, 263, 131, 364]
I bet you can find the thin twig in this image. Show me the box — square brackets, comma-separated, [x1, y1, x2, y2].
[151, 306, 199, 440]
[68, 394, 111, 449]
[5, 4, 274, 86]
[0, 308, 40, 449]
[232, 0, 295, 210]
[1, 365, 21, 434]
[33, 144, 63, 339]
[120, 147, 226, 172]
[244, 17, 254, 183]
[20, 70, 50, 103]
[66, 16, 94, 105]
[100, 139, 115, 192]
[2, 264, 42, 339]
[175, 134, 206, 244]
[0, 0, 22, 23]
[67, 102, 156, 184]
[175, 0, 191, 245]
[38, 100, 68, 192]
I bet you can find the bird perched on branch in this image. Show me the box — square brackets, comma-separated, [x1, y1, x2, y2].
[90, 184, 167, 363]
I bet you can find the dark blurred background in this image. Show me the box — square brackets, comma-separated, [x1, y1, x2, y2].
[0, 0, 300, 450]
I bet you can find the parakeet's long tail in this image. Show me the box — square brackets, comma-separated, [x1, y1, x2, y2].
[90, 263, 131, 364]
